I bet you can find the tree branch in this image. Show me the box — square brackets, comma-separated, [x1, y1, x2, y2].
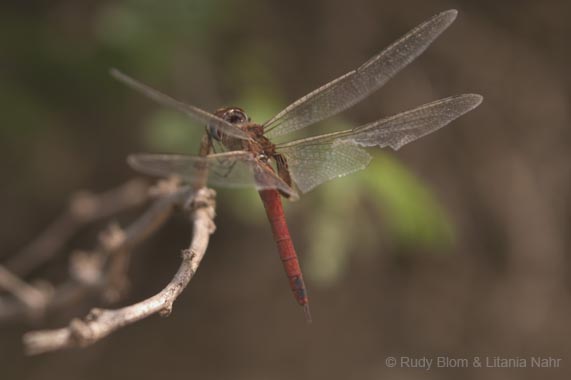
[22, 187, 216, 355]
[0, 179, 189, 323]
[0, 265, 49, 311]
[5, 179, 150, 276]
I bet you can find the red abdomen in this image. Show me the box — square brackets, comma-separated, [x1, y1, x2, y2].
[259, 189, 311, 321]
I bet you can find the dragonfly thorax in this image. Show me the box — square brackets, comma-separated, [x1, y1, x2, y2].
[210, 106, 275, 163]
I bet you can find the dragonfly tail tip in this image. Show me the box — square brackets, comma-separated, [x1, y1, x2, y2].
[303, 304, 312, 324]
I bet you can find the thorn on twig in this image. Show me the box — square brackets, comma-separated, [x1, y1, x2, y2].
[86, 308, 104, 320]
[69, 318, 93, 347]
[99, 223, 126, 252]
[69, 251, 104, 286]
[159, 305, 173, 317]
[188, 188, 216, 209]
[181, 249, 196, 261]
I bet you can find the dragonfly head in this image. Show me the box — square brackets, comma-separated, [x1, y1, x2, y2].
[209, 107, 250, 141]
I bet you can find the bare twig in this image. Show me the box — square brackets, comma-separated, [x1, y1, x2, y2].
[0, 179, 189, 323]
[5, 179, 150, 276]
[98, 178, 187, 301]
[22, 187, 216, 355]
[0, 265, 49, 311]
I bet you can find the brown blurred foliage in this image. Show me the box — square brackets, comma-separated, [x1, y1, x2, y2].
[0, 0, 569, 379]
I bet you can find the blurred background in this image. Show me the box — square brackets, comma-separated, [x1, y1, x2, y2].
[1, 0, 569, 379]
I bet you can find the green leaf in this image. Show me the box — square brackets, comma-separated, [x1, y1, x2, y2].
[142, 109, 203, 153]
[363, 153, 455, 252]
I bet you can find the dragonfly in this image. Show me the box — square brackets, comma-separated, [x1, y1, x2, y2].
[112, 9, 482, 322]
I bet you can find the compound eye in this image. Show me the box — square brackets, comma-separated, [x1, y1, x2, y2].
[226, 109, 248, 125]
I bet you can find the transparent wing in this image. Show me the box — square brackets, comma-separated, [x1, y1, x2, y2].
[277, 94, 482, 193]
[263, 10, 458, 138]
[279, 142, 372, 194]
[337, 94, 483, 150]
[128, 151, 298, 199]
[111, 69, 249, 140]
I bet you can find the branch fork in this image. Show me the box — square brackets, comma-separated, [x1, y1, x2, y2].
[1, 180, 216, 355]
